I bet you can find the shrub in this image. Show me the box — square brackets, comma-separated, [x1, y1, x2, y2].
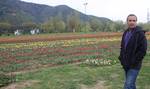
[0, 72, 15, 87]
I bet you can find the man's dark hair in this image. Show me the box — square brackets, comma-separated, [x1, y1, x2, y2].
[127, 14, 137, 21]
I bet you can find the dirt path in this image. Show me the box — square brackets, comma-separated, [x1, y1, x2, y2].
[80, 81, 108, 89]
[1, 80, 39, 89]
[1, 80, 107, 89]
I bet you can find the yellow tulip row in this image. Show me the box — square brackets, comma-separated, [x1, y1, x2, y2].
[0, 37, 121, 49]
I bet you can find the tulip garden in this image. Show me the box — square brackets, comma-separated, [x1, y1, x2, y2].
[0, 32, 150, 89]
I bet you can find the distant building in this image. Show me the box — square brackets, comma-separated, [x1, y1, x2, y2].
[14, 29, 21, 35]
[30, 28, 40, 35]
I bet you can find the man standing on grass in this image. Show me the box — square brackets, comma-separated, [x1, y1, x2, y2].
[118, 14, 147, 89]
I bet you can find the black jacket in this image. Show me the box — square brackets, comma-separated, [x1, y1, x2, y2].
[119, 26, 147, 69]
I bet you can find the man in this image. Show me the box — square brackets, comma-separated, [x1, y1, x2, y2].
[119, 14, 147, 89]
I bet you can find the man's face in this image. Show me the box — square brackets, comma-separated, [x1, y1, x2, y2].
[127, 16, 137, 29]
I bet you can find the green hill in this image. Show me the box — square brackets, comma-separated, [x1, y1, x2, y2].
[0, 0, 112, 25]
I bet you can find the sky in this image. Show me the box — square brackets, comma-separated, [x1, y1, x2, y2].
[21, 0, 150, 23]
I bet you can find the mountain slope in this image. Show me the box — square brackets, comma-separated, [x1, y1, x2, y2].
[0, 0, 112, 25]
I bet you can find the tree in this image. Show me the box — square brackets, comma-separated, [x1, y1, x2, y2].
[89, 18, 99, 32]
[66, 12, 80, 32]
[80, 22, 92, 32]
[0, 22, 11, 35]
[56, 20, 66, 32]
[114, 20, 125, 32]
[22, 22, 37, 34]
[108, 22, 116, 32]
[52, 16, 66, 33]
[40, 20, 54, 33]
[138, 23, 150, 31]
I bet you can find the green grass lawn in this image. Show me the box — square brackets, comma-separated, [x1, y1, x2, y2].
[14, 54, 150, 89]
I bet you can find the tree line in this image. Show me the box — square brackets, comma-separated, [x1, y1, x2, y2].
[0, 15, 150, 36]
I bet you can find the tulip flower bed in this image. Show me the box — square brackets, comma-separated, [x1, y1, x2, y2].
[0, 33, 121, 71]
[0, 38, 120, 73]
[1, 32, 150, 73]
[1, 32, 150, 87]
